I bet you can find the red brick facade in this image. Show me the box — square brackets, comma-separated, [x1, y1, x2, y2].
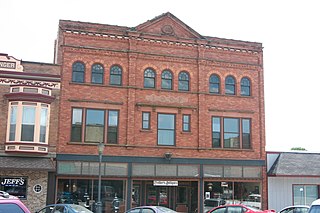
[55, 12, 266, 212]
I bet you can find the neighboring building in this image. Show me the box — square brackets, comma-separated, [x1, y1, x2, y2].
[0, 53, 60, 212]
[267, 152, 320, 212]
[54, 12, 266, 213]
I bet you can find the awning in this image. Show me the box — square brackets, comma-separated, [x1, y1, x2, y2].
[0, 156, 55, 171]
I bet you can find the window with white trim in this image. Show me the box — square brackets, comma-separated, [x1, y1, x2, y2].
[7, 102, 50, 143]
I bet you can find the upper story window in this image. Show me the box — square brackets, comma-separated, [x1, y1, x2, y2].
[142, 112, 151, 130]
[110, 65, 122, 86]
[209, 74, 220, 94]
[72, 62, 85, 83]
[91, 63, 104, 84]
[144, 68, 156, 88]
[158, 113, 175, 146]
[178, 71, 190, 91]
[212, 116, 251, 149]
[161, 70, 173, 90]
[71, 108, 119, 144]
[182, 114, 191, 132]
[241, 77, 251, 96]
[225, 76, 236, 95]
[8, 102, 49, 143]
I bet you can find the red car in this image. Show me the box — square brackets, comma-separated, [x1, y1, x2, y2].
[0, 191, 31, 213]
[208, 204, 275, 213]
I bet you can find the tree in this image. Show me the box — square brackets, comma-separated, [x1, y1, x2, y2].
[291, 147, 307, 151]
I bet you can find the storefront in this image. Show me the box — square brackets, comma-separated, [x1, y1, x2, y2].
[56, 154, 264, 213]
[0, 156, 56, 212]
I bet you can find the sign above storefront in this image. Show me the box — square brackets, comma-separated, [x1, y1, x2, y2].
[153, 180, 178, 186]
[0, 54, 23, 72]
[0, 61, 16, 69]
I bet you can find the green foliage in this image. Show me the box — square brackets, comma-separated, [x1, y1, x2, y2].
[291, 147, 307, 151]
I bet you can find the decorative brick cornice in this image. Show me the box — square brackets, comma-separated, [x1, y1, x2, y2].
[68, 99, 123, 105]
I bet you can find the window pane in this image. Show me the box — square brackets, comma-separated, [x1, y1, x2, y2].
[72, 62, 85, 83]
[158, 130, 175, 145]
[161, 79, 172, 89]
[142, 112, 150, 129]
[212, 117, 221, 148]
[110, 66, 122, 85]
[110, 75, 121, 85]
[9, 106, 17, 141]
[241, 78, 251, 96]
[158, 114, 174, 129]
[182, 115, 190, 132]
[224, 133, 240, 148]
[21, 106, 35, 141]
[107, 111, 119, 144]
[91, 64, 104, 84]
[71, 108, 82, 142]
[224, 118, 239, 132]
[242, 119, 251, 149]
[178, 72, 189, 91]
[144, 69, 155, 88]
[85, 109, 105, 143]
[39, 107, 48, 143]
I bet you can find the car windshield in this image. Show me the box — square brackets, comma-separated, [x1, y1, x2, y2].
[69, 204, 93, 213]
[309, 206, 320, 213]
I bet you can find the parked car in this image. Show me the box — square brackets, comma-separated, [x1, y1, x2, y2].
[278, 205, 309, 213]
[35, 204, 93, 213]
[0, 191, 31, 213]
[308, 199, 320, 213]
[208, 204, 275, 213]
[198, 198, 226, 213]
[125, 205, 177, 213]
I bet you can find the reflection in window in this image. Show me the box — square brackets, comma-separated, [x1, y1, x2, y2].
[241, 77, 251, 96]
[209, 74, 220, 94]
[85, 109, 105, 143]
[91, 64, 104, 84]
[158, 114, 175, 146]
[144, 68, 156, 88]
[212, 117, 221, 148]
[107, 110, 119, 144]
[161, 70, 173, 90]
[110, 65, 122, 85]
[71, 108, 83, 142]
[178, 71, 189, 91]
[225, 76, 236, 95]
[224, 118, 239, 148]
[293, 185, 318, 206]
[72, 62, 85, 83]
[242, 119, 251, 149]
[21, 105, 36, 141]
[9, 105, 17, 141]
[182, 114, 190, 132]
[39, 107, 48, 142]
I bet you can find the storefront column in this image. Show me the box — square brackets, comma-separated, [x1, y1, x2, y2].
[199, 164, 204, 213]
[126, 163, 132, 211]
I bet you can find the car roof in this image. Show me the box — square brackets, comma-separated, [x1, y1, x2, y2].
[311, 199, 320, 206]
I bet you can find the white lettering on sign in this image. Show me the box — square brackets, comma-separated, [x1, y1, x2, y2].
[1, 177, 25, 186]
[146, 94, 188, 104]
[153, 180, 178, 186]
[0, 61, 16, 69]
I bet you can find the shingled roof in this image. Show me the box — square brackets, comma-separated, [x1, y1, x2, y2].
[268, 152, 320, 176]
[0, 156, 55, 171]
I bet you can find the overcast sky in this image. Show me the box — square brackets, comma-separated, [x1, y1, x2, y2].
[1, 0, 320, 152]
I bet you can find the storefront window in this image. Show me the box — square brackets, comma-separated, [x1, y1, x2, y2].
[0, 177, 27, 199]
[293, 185, 318, 206]
[57, 179, 126, 213]
[204, 181, 261, 209]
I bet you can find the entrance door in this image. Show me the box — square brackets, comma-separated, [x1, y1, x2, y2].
[146, 185, 169, 207]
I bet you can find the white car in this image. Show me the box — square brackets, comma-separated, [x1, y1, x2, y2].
[278, 205, 309, 213]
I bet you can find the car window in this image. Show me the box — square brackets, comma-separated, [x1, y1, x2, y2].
[281, 207, 294, 213]
[212, 207, 226, 213]
[142, 208, 155, 213]
[294, 207, 309, 213]
[309, 206, 320, 213]
[127, 208, 141, 213]
[53, 206, 66, 213]
[37, 206, 54, 213]
[0, 203, 25, 213]
[227, 206, 243, 213]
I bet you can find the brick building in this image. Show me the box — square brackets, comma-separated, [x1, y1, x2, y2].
[54, 12, 266, 213]
[0, 53, 60, 212]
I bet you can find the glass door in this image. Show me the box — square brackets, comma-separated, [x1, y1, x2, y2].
[146, 185, 169, 207]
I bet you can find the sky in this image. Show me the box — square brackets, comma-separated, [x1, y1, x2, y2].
[1, 0, 320, 152]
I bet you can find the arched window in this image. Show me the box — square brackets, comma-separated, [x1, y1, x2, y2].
[225, 76, 236, 95]
[110, 65, 122, 86]
[178, 71, 190, 91]
[161, 70, 173, 90]
[72, 62, 85, 83]
[209, 74, 220, 94]
[144, 68, 156, 88]
[91, 63, 104, 84]
[241, 77, 251, 96]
